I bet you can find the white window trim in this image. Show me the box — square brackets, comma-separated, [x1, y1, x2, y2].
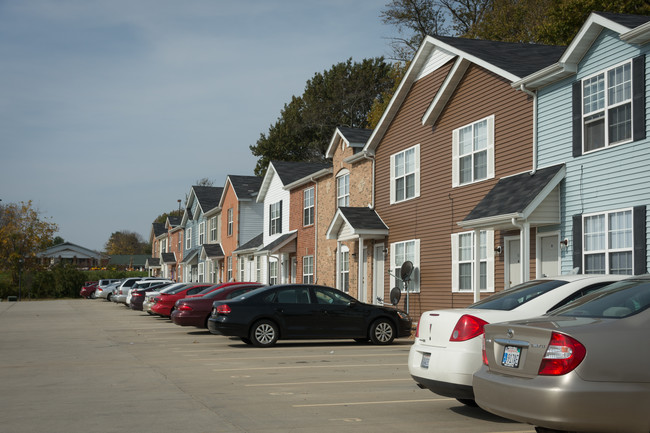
[198, 262, 204, 282]
[452, 115, 495, 187]
[304, 187, 315, 226]
[227, 208, 234, 236]
[389, 239, 421, 293]
[451, 230, 495, 293]
[270, 202, 281, 235]
[199, 222, 205, 245]
[336, 170, 350, 208]
[185, 227, 192, 250]
[303, 255, 314, 284]
[390, 144, 421, 204]
[581, 60, 633, 154]
[339, 245, 350, 293]
[583, 208, 634, 275]
[209, 217, 217, 242]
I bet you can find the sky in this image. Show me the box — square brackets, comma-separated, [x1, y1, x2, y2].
[0, 0, 398, 252]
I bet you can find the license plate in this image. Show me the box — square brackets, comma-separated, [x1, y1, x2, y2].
[420, 353, 430, 369]
[501, 346, 521, 368]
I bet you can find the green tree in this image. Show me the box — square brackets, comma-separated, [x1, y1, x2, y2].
[0, 200, 58, 286]
[104, 231, 149, 255]
[367, 61, 409, 128]
[250, 57, 394, 176]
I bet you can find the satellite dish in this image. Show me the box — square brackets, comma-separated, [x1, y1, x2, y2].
[389, 287, 401, 306]
[400, 261, 414, 282]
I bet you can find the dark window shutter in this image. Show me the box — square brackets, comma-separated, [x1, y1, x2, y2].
[633, 205, 646, 275]
[572, 214, 583, 273]
[279, 200, 283, 233]
[268, 204, 272, 236]
[572, 81, 583, 157]
[632, 54, 646, 142]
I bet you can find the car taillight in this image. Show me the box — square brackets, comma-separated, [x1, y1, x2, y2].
[178, 304, 192, 311]
[449, 315, 489, 342]
[538, 332, 586, 376]
[481, 334, 488, 365]
[216, 304, 231, 315]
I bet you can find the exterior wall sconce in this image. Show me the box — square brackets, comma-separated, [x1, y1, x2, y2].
[560, 238, 569, 249]
[494, 245, 502, 255]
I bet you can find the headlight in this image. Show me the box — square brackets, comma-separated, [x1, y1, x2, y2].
[396, 311, 409, 320]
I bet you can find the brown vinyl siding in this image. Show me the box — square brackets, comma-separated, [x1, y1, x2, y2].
[375, 62, 535, 317]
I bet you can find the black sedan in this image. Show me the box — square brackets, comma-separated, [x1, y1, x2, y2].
[207, 284, 412, 347]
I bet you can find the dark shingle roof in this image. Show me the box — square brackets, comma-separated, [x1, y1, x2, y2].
[167, 215, 181, 227]
[463, 164, 565, 221]
[436, 35, 565, 78]
[339, 207, 388, 231]
[229, 175, 263, 200]
[203, 244, 224, 258]
[234, 233, 264, 253]
[160, 253, 176, 263]
[594, 11, 650, 28]
[152, 222, 166, 237]
[193, 186, 223, 213]
[338, 127, 373, 147]
[272, 160, 332, 186]
[259, 232, 297, 253]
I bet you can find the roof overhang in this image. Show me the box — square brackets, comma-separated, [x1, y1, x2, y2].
[283, 167, 333, 190]
[326, 208, 389, 241]
[256, 232, 297, 255]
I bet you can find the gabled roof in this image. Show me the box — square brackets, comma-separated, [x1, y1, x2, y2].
[193, 185, 224, 214]
[152, 222, 166, 239]
[258, 161, 332, 202]
[166, 215, 182, 232]
[364, 35, 564, 153]
[201, 243, 224, 259]
[160, 252, 176, 264]
[219, 175, 263, 208]
[37, 242, 104, 259]
[326, 207, 389, 241]
[256, 231, 297, 255]
[459, 164, 565, 229]
[325, 127, 373, 158]
[145, 257, 161, 268]
[514, 12, 650, 89]
[234, 233, 264, 254]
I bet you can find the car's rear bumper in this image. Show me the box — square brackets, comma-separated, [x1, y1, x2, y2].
[171, 311, 205, 328]
[473, 364, 650, 433]
[207, 317, 247, 337]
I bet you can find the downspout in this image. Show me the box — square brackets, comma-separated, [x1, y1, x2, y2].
[361, 152, 375, 209]
[311, 178, 318, 283]
[520, 85, 538, 175]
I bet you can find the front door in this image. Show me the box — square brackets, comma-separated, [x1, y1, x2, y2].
[506, 238, 521, 289]
[373, 244, 384, 305]
[539, 234, 559, 277]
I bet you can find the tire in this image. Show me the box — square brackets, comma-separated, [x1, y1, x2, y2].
[90, 292, 96, 299]
[250, 320, 279, 347]
[456, 398, 478, 407]
[369, 318, 396, 345]
[107, 293, 112, 302]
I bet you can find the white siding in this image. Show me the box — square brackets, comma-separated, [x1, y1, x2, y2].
[416, 46, 455, 81]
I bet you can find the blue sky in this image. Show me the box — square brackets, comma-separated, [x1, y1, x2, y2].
[0, 0, 397, 251]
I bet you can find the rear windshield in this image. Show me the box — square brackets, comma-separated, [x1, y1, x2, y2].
[469, 280, 568, 311]
[555, 279, 650, 318]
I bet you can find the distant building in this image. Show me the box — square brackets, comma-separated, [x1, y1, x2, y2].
[37, 242, 107, 269]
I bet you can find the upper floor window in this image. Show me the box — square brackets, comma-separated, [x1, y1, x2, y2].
[582, 61, 632, 152]
[198, 222, 205, 245]
[452, 115, 494, 187]
[390, 144, 420, 204]
[336, 171, 350, 207]
[209, 216, 217, 242]
[227, 208, 234, 236]
[583, 209, 633, 275]
[185, 227, 192, 250]
[303, 187, 314, 226]
[269, 201, 282, 235]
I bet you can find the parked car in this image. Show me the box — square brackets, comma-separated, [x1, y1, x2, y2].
[112, 277, 146, 304]
[80, 281, 98, 299]
[143, 283, 188, 314]
[473, 275, 650, 433]
[407, 274, 625, 405]
[126, 279, 171, 306]
[95, 279, 121, 300]
[151, 284, 212, 317]
[183, 281, 259, 299]
[207, 284, 412, 347]
[129, 282, 174, 311]
[171, 283, 264, 328]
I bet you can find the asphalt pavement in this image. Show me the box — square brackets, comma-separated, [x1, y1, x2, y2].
[0, 299, 534, 433]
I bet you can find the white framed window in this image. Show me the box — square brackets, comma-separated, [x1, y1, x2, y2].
[336, 171, 350, 207]
[390, 144, 420, 204]
[210, 260, 216, 283]
[185, 227, 192, 250]
[303, 187, 314, 226]
[269, 260, 278, 285]
[198, 222, 205, 245]
[451, 230, 494, 292]
[582, 61, 632, 153]
[256, 256, 262, 283]
[390, 239, 420, 292]
[227, 208, 234, 236]
[303, 256, 314, 284]
[226, 256, 233, 281]
[198, 262, 204, 282]
[239, 256, 245, 281]
[339, 246, 349, 292]
[583, 209, 633, 275]
[452, 115, 495, 187]
[270, 201, 281, 235]
[209, 216, 217, 242]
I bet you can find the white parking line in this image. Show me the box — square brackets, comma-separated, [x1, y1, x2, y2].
[190, 352, 405, 361]
[294, 398, 453, 407]
[246, 378, 411, 387]
[212, 363, 403, 372]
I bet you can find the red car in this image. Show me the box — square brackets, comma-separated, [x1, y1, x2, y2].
[80, 281, 98, 299]
[171, 283, 264, 328]
[184, 281, 261, 299]
[151, 284, 211, 317]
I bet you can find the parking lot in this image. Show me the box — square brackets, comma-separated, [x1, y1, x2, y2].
[0, 299, 534, 433]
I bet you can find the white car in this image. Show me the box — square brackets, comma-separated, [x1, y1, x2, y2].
[96, 280, 121, 300]
[125, 279, 171, 306]
[142, 283, 187, 315]
[407, 274, 625, 406]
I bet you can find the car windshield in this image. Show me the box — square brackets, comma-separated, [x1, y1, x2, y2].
[167, 285, 193, 294]
[469, 280, 568, 311]
[157, 284, 186, 294]
[554, 279, 650, 318]
[196, 285, 220, 295]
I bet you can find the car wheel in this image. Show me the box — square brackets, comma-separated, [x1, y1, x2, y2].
[90, 292, 96, 299]
[250, 320, 279, 347]
[456, 398, 478, 407]
[107, 293, 112, 302]
[240, 337, 253, 345]
[369, 318, 395, 345]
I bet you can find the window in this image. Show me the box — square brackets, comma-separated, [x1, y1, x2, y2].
[270, 201, 282, 235]
[256, 256, 262, 283]
[583, 209, 633, 275]
[390, 239, 420, 292]
[185, 227, 192, 250]
[451, 231, 494, 292]
[303, 187, 314, 226]
[303, 256, 314, 284]
[336, 171, 350, 207]
[209, 217, 217, 242]
[198, 222, 205, 245]
[269, 260, 278, 285]
[339, 246, 349, 292]
[177, 233, 181, 252]
[452, 115, 494, 187]
[390, 145, 420, 204]
[227, 256, 232, 281]
[239, 256, 245, 281]
[198, 262, 204, 282]
[582, 62, 632, 152]
[227, 208, 234, 236]
[210, 260, 216, 283]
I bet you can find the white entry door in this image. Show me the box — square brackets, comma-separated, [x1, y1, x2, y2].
[506, 238, 521, 289]
[373, 244, 384, 305]
[539, 235, 559, 277]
